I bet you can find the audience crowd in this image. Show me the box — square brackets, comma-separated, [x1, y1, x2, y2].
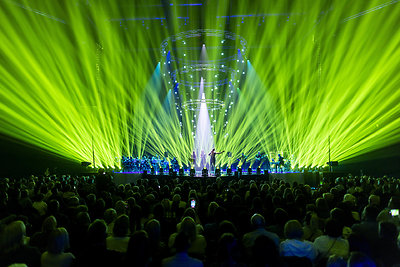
[1, 172, 400, 267]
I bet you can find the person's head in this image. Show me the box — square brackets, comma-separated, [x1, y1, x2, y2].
[1, 221, 26, 252]
[174, 231, 190, 252]
[41, 216, 57, 233]
[252, 235, 280, 266]
[144, 219, 161, 243]
[347, 252, 376, 267]
[274, 208, 289, 225]
[48, 199, 60, 214]
[103, 208, 117, 224]
[284, 220, 303, 240]
[361, 205, 379, 221]
[177, 216, 197, 242]
[217, 233, 238, 262]
[87, 219, 107, 245]
[115, 200, 128, 216]
[76, 212, 91, 227]
[250, 213, 265, 229]
[324, 219, 342, 238]
[379, 221, 398, 242]
[47, 228, 70, 254]
[126, 230, 150, 265]
[368, 195, 380, 207]
[113, 214, 129, 237]
[207, 201, 219, 218]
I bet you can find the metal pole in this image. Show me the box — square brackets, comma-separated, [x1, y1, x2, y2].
[328, 135, 331, 172]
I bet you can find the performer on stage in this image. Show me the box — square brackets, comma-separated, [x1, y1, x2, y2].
[171, 157, 179, 171]
[254, 151, 263, 168]
[277, 154, 284, 173]
[208, 148, 225, 171]
[238, 152, 248, 169]
[191, 151, 197, 169]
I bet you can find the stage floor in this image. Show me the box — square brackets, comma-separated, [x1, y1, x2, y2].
[112, 170, 321, 187]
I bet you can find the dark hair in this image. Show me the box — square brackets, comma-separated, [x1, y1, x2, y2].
[174, 232, 190, 252]
[217, 233, 238, 261]
[47, 228, 69, 254]
[379, 221, 398, 242]
[362, 205, 379, 221]
[126, 230, 150, 266]
[113, 214, 129, 237]
[87, 219, 107, 245]
[252, 235, 280, 267]
[325, 219, 342, 238]
[284, 220, 303, 239]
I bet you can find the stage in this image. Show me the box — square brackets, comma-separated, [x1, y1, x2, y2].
[111, 170, 321, 187]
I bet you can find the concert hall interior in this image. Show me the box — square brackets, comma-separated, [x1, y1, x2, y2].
[2, 1, 400, 267]
[0, 0, 400, 177]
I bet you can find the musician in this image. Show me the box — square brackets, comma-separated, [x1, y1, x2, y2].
[209, 148, 225, 171]
[171, 157, 179, 171]
[277, 154, 284, 173]
[255, 151, 263, 168]
[238, 153, 248, 169]
[191, 151, 197, 169]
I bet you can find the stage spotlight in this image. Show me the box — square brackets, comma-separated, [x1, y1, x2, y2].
[190, 168, 195, 177]
[151, 167, 155, 175]
[248, 167, 252, 175]
[257, 167, 261, 175]
[215, 168, 221, 177]
[179, 168, 184, 176]
[202, 168, 208, 177]
[159, 167, 164, 175]
[227, 168, 232, 176]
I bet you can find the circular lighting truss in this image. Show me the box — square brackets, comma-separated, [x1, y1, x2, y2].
[170, 64, 240, 88]
[182, 98, 225, 111]
[160, 29, 247, 62]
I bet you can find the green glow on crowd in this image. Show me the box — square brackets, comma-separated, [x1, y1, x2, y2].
[0, 0, 399, 169]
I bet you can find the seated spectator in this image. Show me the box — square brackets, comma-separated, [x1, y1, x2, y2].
[280, 220, 316, 262]
[124, 230, 151, 267]
[252, 235, 281, 267]
[106, 214, 130, 253]
[163, 232, 203, 267]
[79, 219, 122, 266]
[33, 193, 48, 216]
[266, 208, 289, 239]
[350, 205, 379, 256]
[302, 211, 323, 242]
[0, 220, 41, 267]
[314, 218, 349, 261]
[168, 216, 207, 259]
[213, 233, 243, 267]
[103, 208, 117, 236]
[374, 221, 400, 266]
[30, 215, 57, 252]
[145, 219, 168, 266]
[41, 227, 75, 267]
